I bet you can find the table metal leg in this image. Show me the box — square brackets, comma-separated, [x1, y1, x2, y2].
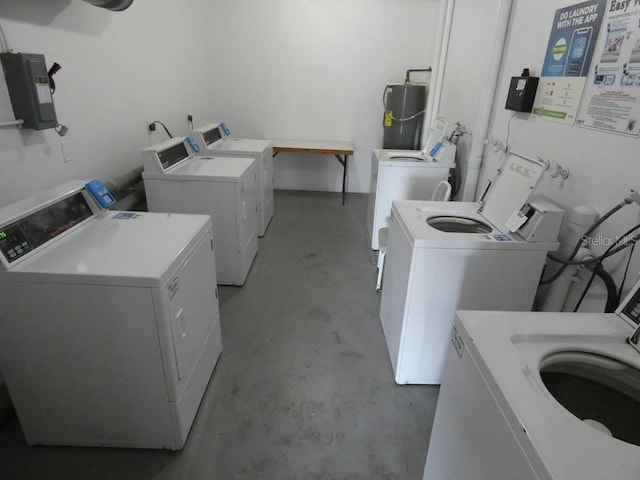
[335, 154, 348, 205]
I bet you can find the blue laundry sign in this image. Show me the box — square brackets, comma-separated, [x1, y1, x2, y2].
[533, 0, 607, 124]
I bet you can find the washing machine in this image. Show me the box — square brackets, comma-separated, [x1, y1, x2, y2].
[379, 152, 564, 384]
[142, 137, 259, 286]
[0, 181, 222, 449]
[366, 148, 455, 250]
[190, 122, 274, 237]
[423, 281, 640, 479]
[366, 116, 456, 250]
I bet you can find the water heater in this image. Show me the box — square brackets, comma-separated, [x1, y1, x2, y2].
[382, 69, 430, 150]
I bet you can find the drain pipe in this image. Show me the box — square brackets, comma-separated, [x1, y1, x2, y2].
[541, 206, 598, 312]
[423, 0, 455, 148]
[460, 0, 514, 201]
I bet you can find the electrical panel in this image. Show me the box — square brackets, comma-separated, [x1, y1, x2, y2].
[1, 52, 58, 130]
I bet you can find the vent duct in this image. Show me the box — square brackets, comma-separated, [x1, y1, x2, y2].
[82, 0, 133, 11]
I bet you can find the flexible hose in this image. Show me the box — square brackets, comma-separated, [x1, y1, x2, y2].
[542, 199, 630, 283]
[572, 222, 640, 311]
[596, 264, 619, 312]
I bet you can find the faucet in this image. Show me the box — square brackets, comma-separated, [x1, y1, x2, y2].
[628, 324, 640, 353]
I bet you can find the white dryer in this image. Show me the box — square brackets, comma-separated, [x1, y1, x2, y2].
[143, 137, 259, 286]
[190, 123, 274, 237]
[0, 181, 222, 449]
[424, 284, 640, 479]
[379, 152, 563, 384]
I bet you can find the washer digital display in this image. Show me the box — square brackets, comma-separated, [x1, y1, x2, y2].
[157, 142, 189, 170]
[0, 192, 92, 263]
[203, 127, 223, 146]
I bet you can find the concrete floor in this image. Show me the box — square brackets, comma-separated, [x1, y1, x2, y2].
[0, 190, 439, 480]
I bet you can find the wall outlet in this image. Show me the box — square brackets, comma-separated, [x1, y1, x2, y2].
[61, 141, 73, 163]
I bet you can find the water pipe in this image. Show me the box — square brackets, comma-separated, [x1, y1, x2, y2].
[460, 0, 514, 201]
[423, 0, 455, 148]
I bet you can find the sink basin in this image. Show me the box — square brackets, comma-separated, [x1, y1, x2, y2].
[540, 351, 640, 446]
[427, 216, 493, 234]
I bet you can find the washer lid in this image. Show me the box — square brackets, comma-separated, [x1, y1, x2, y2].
[143, 156, 255, 182]
[205, 138, 272, 154]
[480, 152, 547, 232]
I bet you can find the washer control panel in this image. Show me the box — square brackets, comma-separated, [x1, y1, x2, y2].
[0, 192, 93, 267]
[620, 286, 640, 327]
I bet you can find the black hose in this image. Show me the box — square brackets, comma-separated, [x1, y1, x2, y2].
[541, 200, 629, 284]
[595, 264, 619, 312]
[572, 263, 618, 313]
[572, 222, 640, 312]
[447, 125, 465, 197]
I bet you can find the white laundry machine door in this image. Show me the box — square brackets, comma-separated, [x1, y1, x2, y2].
[156, 230, 219, 401]
[237, 163, 259, 250]
[379, 209, 414, 378]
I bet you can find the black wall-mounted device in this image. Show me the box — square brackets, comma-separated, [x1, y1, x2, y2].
[505, 68, 539, 113]
[1, 52, 58, 130]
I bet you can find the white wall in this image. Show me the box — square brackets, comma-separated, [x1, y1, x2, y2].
[442, 0, 640, 300]
[199, 0, 439, 194]
[0, 0, 218, 207]
[0, 0, 438, 207]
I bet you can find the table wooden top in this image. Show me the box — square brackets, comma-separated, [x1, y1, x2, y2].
[271, 139, 354, 155]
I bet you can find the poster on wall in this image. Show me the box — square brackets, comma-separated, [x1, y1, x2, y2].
[532, 0, 607, 124]
[575, 1, 640, 136]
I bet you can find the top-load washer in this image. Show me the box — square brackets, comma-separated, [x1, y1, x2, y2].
[190, 122, 274, 237]
[423, 279, 640, 479]
[143, 137, 259, 286]
[379, 152, 564, 384]
[366, 148, 455, 250]
[0, 181, 222, 449]
[366, 116, 456, 250]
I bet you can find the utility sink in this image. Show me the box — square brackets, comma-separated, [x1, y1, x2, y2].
[427, 216, 493, 234]
[540, 351, 640, 446]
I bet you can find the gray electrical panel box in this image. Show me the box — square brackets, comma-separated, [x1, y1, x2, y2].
[1, 52, 57, 130]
